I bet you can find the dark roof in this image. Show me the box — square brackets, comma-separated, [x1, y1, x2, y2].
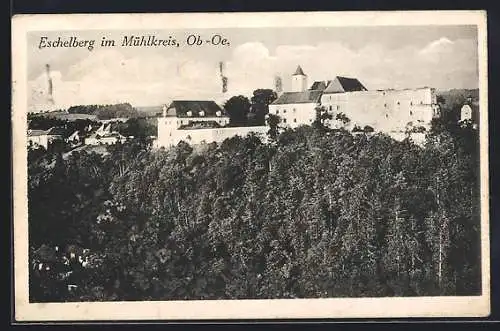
[271, 90, 322, 105]
[323, 76, 367, 93]
[309, 81, 328, 91]
[166, 100, 226, 118]
[293, 65, 306, 76]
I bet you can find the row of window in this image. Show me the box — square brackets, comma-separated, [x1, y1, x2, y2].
[280, 118, 298, 124]
[276, 108, 296, 115]
[165, 119, 228, 125]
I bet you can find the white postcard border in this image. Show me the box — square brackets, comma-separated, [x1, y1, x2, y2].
[12, 10, 490, 321]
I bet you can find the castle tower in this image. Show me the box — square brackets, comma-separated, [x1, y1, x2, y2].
[291, 65, 307, 92]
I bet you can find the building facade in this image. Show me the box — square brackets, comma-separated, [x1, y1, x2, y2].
[156, 100, 267, 148]
[271, 65, 441, 135]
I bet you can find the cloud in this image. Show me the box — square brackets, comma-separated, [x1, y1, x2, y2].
[27, 37, 478, 110]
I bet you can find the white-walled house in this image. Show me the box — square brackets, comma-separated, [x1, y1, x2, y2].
[27, 127, 64, 150]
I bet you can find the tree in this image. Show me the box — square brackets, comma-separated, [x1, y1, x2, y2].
[249, 89, 278, 126]
[312, 106, 332, 131]
[266, 114, 281, 141]
[224, 95, 251, 126]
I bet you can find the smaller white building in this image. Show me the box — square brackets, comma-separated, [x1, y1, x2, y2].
[268, 66, 324, 128]
[459, 97, 479, 129]
[27, 127, 64, 150]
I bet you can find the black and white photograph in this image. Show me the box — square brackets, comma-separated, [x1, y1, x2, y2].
[12, 11, 490, 320]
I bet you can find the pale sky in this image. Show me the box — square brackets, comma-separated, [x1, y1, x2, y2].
[27, 25, 478, 110]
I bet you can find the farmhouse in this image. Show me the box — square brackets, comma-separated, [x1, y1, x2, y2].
[27, 127, 64, 150]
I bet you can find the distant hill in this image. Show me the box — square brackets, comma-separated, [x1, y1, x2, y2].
[66, 103, 141, 120]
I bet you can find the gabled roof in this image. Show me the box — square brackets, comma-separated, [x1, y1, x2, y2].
[323, 76, 367, 93]
[309, 81, 328, 91]
[293, 65, 306, 76]
[166, 100, 226, 118]
[271, 90, 322, 105]
[28, 127, 65, 137]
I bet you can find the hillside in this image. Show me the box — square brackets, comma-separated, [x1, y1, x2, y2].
[28, 122, 481, 302]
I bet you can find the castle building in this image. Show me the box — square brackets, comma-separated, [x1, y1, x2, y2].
[156, 100, 267, 148]
[270, 65, 441, 135]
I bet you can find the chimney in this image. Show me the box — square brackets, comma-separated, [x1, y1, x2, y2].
[45, 64, 55, 105]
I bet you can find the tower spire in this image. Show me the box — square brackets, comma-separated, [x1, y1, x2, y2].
[293, 65, 306, 76]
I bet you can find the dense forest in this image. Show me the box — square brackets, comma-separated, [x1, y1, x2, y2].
[27, 105, 481, 301]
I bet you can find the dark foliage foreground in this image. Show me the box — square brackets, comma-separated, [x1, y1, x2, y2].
[28, 123, 481, 302]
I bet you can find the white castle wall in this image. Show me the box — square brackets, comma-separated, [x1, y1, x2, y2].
[156, 123, 268, 148]
[320, 87, 439, 132]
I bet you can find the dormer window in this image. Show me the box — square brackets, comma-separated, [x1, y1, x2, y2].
[199, 110, 205, 117]
[216, 110, 222, 117]
[187, 111, 193, 117]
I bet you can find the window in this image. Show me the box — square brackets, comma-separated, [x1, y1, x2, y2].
[384, 103, 387, 108]
[410, 101, 413, 106]
[283, 109, 286, 114]
[397, 101, 400, 105]
[293, 108, 296, 113]
[276, 110, 279, 114]
[385, 114, 388, 118]
[293, 118, 297, 123]
[329, 105, 332, 111]
[420, 101, 423, 105]
[337, 105, 340, 110]
[410, 110, 413, 116]
[283, 118, 287, 123]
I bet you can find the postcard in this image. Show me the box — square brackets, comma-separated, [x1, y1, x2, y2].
[11, 10, 489, 321]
